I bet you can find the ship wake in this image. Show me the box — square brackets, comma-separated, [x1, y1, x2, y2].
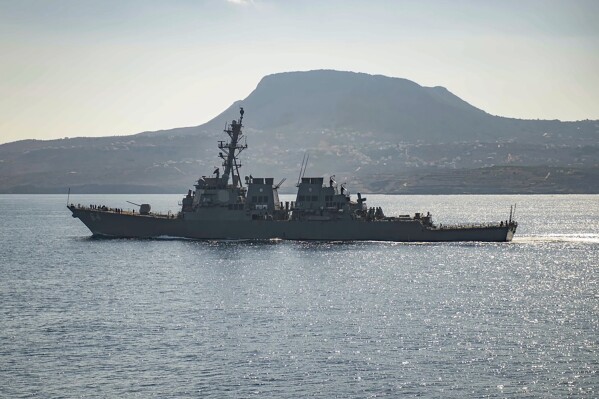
[514, 234, 599, 244]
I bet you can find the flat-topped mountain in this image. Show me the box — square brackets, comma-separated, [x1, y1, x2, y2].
[204, 70, 491, 142]
[1, 70, 597, 194]
[162, 70, 597, 144]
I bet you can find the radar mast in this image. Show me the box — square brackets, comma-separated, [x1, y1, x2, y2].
[218, 107, 247, 188]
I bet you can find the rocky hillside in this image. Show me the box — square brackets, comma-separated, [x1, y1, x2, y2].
[1, 70, 597, 194]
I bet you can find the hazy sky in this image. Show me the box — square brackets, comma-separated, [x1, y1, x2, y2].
[1, 0, 598, 144]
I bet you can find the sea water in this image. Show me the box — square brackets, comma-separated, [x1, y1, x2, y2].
[0, 194, 597, 398]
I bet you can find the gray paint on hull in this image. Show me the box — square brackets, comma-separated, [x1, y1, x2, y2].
[70, 208, 516, 242]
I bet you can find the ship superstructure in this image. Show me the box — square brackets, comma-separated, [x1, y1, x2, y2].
[69, 109, 517, 242]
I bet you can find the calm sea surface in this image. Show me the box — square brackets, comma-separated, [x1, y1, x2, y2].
[1, 194, 597, 398]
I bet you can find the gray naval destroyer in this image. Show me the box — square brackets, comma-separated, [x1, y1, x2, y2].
[69, 108, 517, 242]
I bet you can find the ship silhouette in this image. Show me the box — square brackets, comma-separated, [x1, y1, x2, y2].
[69, 109, 517, 241]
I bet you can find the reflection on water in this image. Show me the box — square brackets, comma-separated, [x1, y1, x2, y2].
[0, 194, 597, 398]
[514, 234, 599, 244]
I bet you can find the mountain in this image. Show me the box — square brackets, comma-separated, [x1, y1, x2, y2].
[1, 70, 597, 194]
[165, 70, 597, 144]
[204, 70, 492, 142]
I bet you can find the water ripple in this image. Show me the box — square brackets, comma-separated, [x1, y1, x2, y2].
[0, 194, 597, 398]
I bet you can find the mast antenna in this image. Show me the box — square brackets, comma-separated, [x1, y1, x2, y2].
[274, 178, 287, 189]
[296, 152, 307, 186]
[218, 107, 246, 188]
[301, 153, 310, 179]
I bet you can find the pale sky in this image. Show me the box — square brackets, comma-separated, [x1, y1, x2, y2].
[1, 0, 598, 144]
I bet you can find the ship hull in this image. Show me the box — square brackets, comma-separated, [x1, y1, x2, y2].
[70, 207, 516, 242]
